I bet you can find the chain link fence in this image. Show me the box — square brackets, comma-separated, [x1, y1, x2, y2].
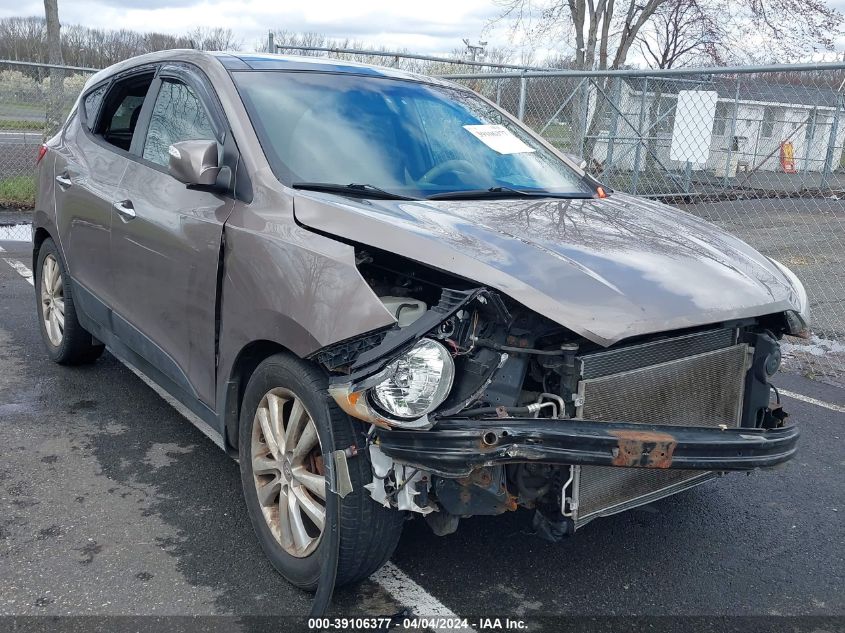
[441, 65, 845, 383]
[0, 60, 96, 222]
[2, 54, 844, 382]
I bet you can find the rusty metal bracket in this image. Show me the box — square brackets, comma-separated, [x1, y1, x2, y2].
[610, 429, 677, 468]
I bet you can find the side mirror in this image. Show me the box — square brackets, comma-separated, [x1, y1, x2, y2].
[168, 139, 221, 186]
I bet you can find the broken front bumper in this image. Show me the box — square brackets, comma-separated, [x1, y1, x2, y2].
[375, 418, 800, 477]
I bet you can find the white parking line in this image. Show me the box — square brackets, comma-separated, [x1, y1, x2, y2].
[0, 249, 468, 625]
[0, 247, 34, 285]
[373, 562, 477, 632]
[779, 389, 845, 414]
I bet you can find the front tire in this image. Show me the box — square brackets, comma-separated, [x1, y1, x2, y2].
[238, 353, 404, 590]
[35, 238, 104, 365]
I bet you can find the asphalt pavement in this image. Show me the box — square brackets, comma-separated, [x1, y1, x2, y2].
[1, 238, 844, 632]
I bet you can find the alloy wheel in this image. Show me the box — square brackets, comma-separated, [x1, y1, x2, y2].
[41, 254, 64, 347]
[251, 387, 326, 557]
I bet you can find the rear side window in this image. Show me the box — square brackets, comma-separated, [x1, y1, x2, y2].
[93, 72, 154, 152]
[142, 80, 216, 167]
[106, 95, 145, 132]
[82, 84, 107, 131]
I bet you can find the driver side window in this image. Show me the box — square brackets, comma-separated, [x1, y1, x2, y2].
[142, 79, 216, 167]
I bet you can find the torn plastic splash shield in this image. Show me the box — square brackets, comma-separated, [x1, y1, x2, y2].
[348, 287, 507, 375]
[374, 418, 800, 477]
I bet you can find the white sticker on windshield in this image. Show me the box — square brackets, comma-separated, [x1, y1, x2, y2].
[463, 124, 536, 155]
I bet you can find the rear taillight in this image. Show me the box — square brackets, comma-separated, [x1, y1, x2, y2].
[36, 144, 48, 165]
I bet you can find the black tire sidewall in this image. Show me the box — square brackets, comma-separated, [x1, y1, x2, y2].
[35, 238, 103, 365]
[36, 239, 73, 362]
[238, 353, 352, 590]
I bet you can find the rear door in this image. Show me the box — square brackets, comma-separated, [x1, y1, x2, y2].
[53, 70, 155, 310]
[109, 64, 236, 409]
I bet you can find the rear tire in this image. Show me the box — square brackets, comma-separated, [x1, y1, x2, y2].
[35, 238, 104, 365]
[238, 352, 404, 590]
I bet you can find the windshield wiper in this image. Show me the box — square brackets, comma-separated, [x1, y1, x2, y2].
[291, 182, 418, 201]
[426, 187, 593, 200]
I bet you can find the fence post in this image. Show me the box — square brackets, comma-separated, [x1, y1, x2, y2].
[804, 107, 817, 172]
[518, 75, 527, 121]
[723, 78, 741, 187]
[577, 79, 591, 158]
[604, 76, 622, 176]
[631, 77, 648, 195]
[496, 79, 502, 106]
[821, 93, 842, 190]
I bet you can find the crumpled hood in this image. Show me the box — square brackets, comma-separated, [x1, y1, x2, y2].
[293, 191, 799, 347]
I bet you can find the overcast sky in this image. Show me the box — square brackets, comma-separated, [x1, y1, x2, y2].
[1, 0, 844, 61]
[0, 0, 516, 55]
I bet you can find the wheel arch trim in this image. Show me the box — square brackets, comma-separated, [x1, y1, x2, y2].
[220, 339, 303, 453]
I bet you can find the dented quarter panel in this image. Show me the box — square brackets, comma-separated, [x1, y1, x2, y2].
[293, 191, 800, 347]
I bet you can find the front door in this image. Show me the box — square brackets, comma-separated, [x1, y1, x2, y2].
[109, 68, 235, 409]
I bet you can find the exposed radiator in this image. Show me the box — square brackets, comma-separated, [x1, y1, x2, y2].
[569, 329, 750, 528]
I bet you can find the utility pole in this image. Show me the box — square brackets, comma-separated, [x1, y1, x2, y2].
[43, 0, 65, 137]
[462, 38, 487, 63]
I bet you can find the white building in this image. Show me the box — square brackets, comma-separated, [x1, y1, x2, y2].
[590, 76, 845, 174]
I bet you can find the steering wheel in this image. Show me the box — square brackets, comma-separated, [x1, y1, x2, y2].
[418, 159, 487, 185]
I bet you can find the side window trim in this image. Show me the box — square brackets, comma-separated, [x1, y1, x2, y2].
[80, 79, 112, 132]
[128, 77, 162, 156]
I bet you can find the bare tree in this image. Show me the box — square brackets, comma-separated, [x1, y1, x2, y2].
[495, 0, 843, 70]
[43, 0, 64, 135]
[42, 2, 62, 66]
[186, 27, 242, 51]
[496, 0, 664, 71]
[637, 0, 723, 69]
[0, 16, 194, 68]
[0, 17, 45, 62]
[634, 0, 725, 172]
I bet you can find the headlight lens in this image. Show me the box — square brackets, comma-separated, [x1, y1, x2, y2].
[371, 338, 454, 419]
[769, 259, 811, 336]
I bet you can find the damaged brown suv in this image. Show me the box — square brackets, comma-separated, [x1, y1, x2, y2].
[34, 50, 805, 590]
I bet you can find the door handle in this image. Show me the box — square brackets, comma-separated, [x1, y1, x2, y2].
[113, 200, 136, 220]
[55, 173, 72, 188]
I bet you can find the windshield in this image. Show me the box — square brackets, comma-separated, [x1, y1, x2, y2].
[233, 71, 592, 199]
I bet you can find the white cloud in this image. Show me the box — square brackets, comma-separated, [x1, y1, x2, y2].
[0, 0, 513, 55]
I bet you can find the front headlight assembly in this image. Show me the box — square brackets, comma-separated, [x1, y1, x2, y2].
[329, 338, 455, 429]
[769, 258, 811, 338]
[371, 338, 454, 419]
